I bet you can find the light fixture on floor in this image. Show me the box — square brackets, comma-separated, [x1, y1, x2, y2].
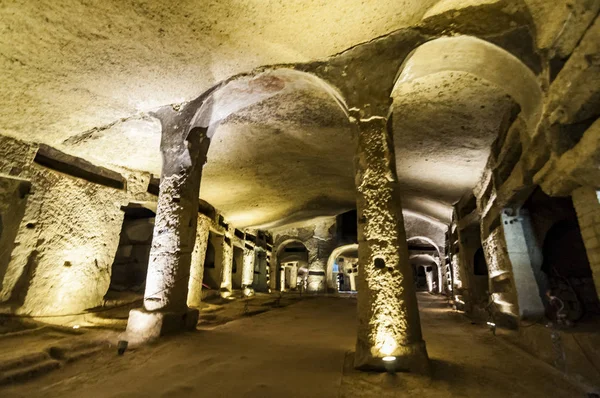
[382, 356, 396, 374]
[72, 325, 80, 329]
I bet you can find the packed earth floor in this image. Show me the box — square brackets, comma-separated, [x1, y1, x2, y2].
[0, 293, 589, 398]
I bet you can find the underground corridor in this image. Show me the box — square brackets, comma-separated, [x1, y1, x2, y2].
[1, 0, 600, 396]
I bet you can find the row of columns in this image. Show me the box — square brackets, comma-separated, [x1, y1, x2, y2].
[126, 109, 429, 373]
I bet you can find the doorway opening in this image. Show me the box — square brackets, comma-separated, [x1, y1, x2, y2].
[105, 204, 155, 304]
[524, 187, 600, 324]
[232, 245, 244, 289]
[277, 241, 309, 292]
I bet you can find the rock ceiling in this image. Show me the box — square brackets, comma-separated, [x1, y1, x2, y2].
[0, 0, 593, 229]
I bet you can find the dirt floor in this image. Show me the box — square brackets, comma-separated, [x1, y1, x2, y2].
[0, 293, 595, 397]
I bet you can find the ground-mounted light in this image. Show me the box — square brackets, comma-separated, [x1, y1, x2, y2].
[382, 355, 397, 374]
[72, 325, 80, 329]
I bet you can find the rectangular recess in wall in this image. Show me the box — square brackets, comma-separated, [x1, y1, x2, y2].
[147, 176, 160, 196]
[34, 144, 126, 190]
[245, 243, 254, 251]
[246, 233, 257, 244]
[308, 271, 325, 276]
[234, 229, 245, 240]
[224, 236, 231, 246]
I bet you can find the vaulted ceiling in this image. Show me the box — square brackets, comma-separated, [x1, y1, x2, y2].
[0, 0, 593, 229]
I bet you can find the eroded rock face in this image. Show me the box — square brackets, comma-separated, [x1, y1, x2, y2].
[0, 135, 156, 316]
[354, 117, 428, 372]
[2, 0, 589, 231]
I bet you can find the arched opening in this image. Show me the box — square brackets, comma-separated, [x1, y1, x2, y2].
[407, 236, 442, 294]
[277, 241, 309, 292]
[410, 254, 439, 293]
[105, 203, 156, 305]
[390, 36, 542, 225]
[191, 68, 355, 230]
[335, 250, 359, 293]
[326, 243, 359, 292]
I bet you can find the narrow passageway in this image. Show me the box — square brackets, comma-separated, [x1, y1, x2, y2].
[1, 294, 585, 398]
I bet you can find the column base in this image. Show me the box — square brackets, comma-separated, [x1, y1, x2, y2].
[354, 340, 430, 374]
[125, 307, 199, 343]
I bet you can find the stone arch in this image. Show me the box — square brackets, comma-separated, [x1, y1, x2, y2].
[326, 243, 359, 291]
[389, 35, 542, 224]
[407, 236, 443, 294]
[190, 68, 350, 138]
[406, 236, 441, 258]
[273, 238, 310, 291]
[183, 68, 356, 229]
[393, 35, 542, 131]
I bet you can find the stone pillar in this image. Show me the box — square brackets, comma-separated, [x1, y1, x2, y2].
[425, 267, 435, 293]
[354, 117, 429, 372]
[218, 236, 234, 298]
[289, 264, 298, 290]
[349, 271, 357, 291]
[127, 124, 208, 341]
[501, 209, 545, 319]
[572, 187, 600, 300]
[187, 216, 211, 308]
[242, 247, 256, 296]
[437, 261, 444, 294]
[279, 265, 286, 291]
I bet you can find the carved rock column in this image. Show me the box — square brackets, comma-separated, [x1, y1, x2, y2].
[354, 117, 429, 372]
[126, 117, 208, 341]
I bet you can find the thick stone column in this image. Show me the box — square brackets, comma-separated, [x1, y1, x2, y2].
[217, 236, 234, 298]
[500, 209, 545, 320]
[279, 265, 286, 291]
[127, 124, 208, 341]
[242, 247, 256, 296]
[354, 117, 429, 372]
[349, 271, 357, 291]
[289, 264, 299, 290]
[187, 216, 211, 308]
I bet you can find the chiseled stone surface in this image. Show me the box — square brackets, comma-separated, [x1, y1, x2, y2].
[186, 215, 211, 308]
[0, 136, 133, 316]
[354, 117, 428, 372]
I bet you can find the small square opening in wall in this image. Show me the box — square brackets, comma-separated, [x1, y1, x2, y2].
[374, 257, 386, 269]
